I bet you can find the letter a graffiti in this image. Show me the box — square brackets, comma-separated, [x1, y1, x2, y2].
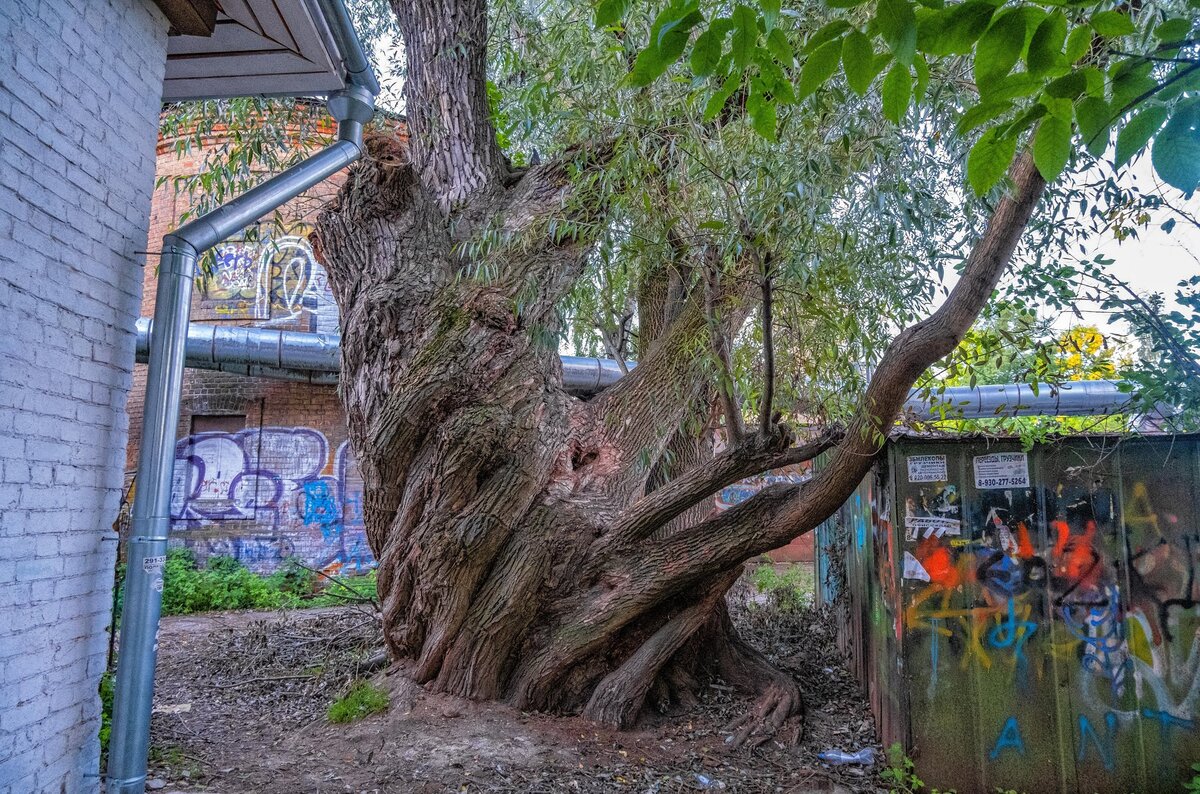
[1077, 713, 1116, 771]
[989, 717, 1025, 760]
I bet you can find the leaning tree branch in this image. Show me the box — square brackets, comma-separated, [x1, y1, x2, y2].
[663, 150, 1047, 570]
[579, 150, 1049, 619]
[393, 0, 506, 212]
[601, 426, 842, 549]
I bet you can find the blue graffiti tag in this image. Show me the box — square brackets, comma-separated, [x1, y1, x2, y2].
[1077, 712, 1117, 771]
[989, 717, 1026, 760]
[987, 598, 1037, 665]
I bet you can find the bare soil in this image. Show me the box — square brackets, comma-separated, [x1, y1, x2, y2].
[145, 571, 882, 793]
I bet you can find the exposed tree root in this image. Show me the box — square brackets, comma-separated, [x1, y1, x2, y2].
[713, 609, 805, 750]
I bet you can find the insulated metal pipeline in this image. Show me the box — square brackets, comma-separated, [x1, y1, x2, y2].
[134, 319, 1131, 415]
[107, 86, 377, 794]
[902, 380, 1131, 418]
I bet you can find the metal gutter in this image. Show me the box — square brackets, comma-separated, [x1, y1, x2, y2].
[106, 9, 378, 791]
[133, 320, 1131, 415]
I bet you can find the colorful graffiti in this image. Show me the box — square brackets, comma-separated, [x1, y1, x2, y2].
[195, 233, 337, 333]
[170, 426, 370, 574]
[878, 439, 1200, 791]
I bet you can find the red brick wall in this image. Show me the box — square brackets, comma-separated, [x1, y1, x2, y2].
[125, 110, 403, 574]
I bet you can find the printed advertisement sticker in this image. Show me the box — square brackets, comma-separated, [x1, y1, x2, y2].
[973, 452, 1029, 489]
[907, 454, 948, 483]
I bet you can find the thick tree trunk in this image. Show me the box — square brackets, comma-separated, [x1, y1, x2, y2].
[313, 0, 1049, 736]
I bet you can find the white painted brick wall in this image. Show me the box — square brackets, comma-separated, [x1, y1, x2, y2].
[0, 1, 167, 791]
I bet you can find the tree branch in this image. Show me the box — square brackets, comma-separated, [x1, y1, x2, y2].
[758, 268, 775, 435]
[601, 427, 842, 549]
[661, 150, 1047, 570]
[705, 264, 745, 442]
[393, 0, 506, 212]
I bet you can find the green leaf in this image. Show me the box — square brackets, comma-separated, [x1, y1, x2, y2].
[691, 27, 726, 76]
[1111, 65, 1157, 114]
[766, 28, 794, 65]
[1091, 10, 1134, 38]
[761, 0, 781, 31]
[1027, 12, 1066, 78]
[881, 63, 912, 123]
[1075, 96, 1112, 157]
[803, 20, 852, 54]
[798, 38, 844, 101]
[923, 0, 995, 55]
[1155, 18, 1193, 43]
[594, 0, 632, 28]
[975, 9, 1031, 86]
[842, 30, 877, 95]
[1115, 104, 1168, 169]
[912, 52, 930, 101]
[1064, 25, 1092, 63]
[875, 0, 918, 65]
[1033, 115, 1072, 181]
[1152, 102, 1200, 193]
[1044, 71, 1087, 99]
[986, 72, 1041, 102]
[746, 81, 778, 140]
[827, 0, 870, 7]
[967, 127, 1018, 195]
[703, 73, 741, 119]
[956, 99, 1014, 135]
[731, 4, 759, 68]
[629, 5, 703, 85]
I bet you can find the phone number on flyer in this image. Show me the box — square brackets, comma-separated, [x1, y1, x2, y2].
[976, 477, 1027, 489]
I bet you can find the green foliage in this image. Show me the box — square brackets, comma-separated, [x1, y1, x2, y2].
[601, 0, 1200, 195]
[114, 548, 377, 617]
[1183, 762, 1200, 792]
[881, 743, 963, 794]
[750, 563, 815, 612]
[327, 680, 390, 723]
[98, 670, 114, 762]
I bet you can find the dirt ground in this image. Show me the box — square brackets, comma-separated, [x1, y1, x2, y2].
[145, 570, 884, 793]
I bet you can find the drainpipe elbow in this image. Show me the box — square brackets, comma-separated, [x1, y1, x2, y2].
[327, 85, 375, 151]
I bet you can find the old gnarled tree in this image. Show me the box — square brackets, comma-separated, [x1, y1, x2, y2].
[313, 0, 1047, 742]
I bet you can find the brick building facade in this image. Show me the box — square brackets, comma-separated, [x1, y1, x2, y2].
[0, 3, 169, 789]
[126, 111, 373, 576]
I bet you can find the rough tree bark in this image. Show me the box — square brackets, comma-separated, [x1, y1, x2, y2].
[314, 0, 1049, 741]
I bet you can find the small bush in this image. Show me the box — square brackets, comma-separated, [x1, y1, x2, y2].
[327, 680, 390, 723]
[113, 548, 377, 618]
[750, 562, 815, 612]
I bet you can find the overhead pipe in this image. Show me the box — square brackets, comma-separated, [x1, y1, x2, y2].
[133, 318, 630, 392]
[904, 380, 1131, 418]
[107, 56, 377, 794]
[134, 319, 1131, 416]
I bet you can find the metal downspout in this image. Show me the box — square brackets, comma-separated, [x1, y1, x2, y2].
[105, 84, 376, 794]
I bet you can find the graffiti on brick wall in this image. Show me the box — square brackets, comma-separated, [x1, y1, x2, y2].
[895, 445, 1200, 777]
[170, 426, 369, 574]
[195, 232, 337, 333]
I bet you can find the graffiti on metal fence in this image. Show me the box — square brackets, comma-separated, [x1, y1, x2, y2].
[170, 426, 370, 574]
[890, 444, 1200, 780]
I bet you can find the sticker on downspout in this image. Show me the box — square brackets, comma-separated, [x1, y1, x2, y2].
[973, 452, 1030, 489]
[143, 555, 166, 573]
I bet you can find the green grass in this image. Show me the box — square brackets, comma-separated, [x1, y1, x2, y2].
[327, 680, 390, 723]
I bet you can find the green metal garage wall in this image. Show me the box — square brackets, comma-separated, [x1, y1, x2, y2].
[816, 435, 1200, 793]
